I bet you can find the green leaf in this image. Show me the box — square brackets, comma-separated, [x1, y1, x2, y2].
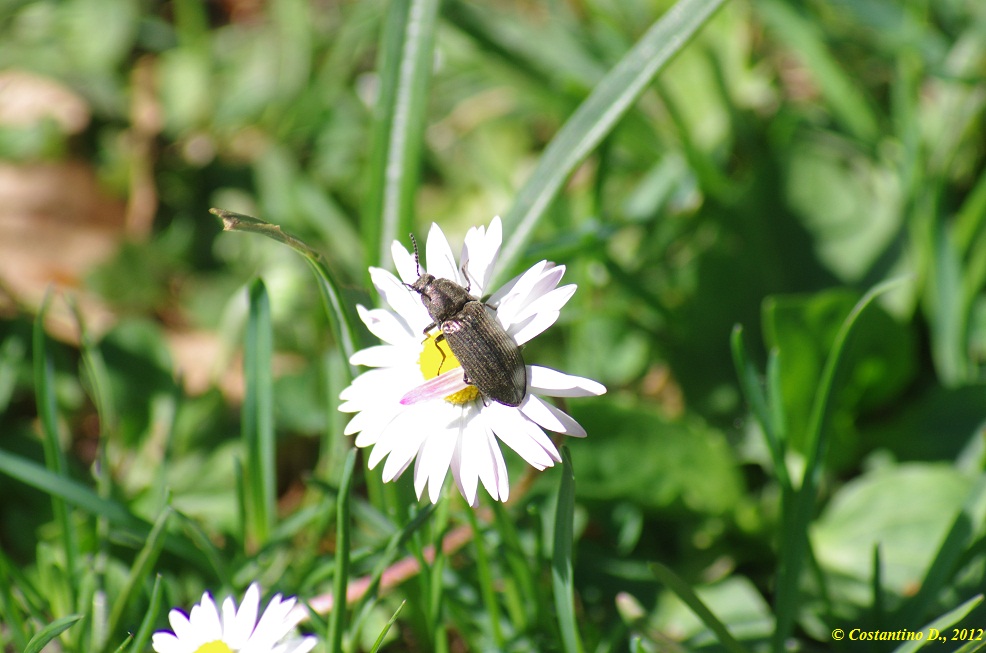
[772, 277, 910, 652]
[32, 293, 78, 599]
[498, 0, 727, 277]
[552, 447, 584, 653]
[650, 565, 754, 653]
[362, 0, 440, 268]
[569, 401, 742, 514]
[128, 575, 164, 653]
[891, 594, 984, 653]
[243, 278, 275, 545]
[762, 288, 916, 467]
[812, 464, 973, 601]
[327, 449, 357, 653]
[210, 208, 360, 374]
[24, 614, 83, 653]
[368, 600, 406, 653]
[0, 448, 200, 563]
[756, 0, 880, 142]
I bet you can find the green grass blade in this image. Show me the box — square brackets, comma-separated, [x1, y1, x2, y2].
[0, 550, 30, 651]
[108, 634, 134, 653]
[773, 277, 908, 652]
[730, 326, 791, 491]
[211, 208, 360, 374]
[327, 448, 357, 653]
[24, 614, 83, 653]
[552, 447, 584, 653]
[891, 594, 983, 653]
[106, 505, 173, 640]
[0, 448, 203, 563]
[368, 600, 406, 653]
[898, 474, 986, 626]
[466, 507, 505, 648]
[649, 562, 749, 653]
[756, 0, 879, 143]
[497, 0, 727, 277]
[128, 574, 164, 653]
[362, 0, 440, 268]
[243, 278, 276, 546]
[32, 292, 79, 598]
[427, 495, 451, 653]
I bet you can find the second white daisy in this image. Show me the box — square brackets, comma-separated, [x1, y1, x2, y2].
[151, 583, 315, 653]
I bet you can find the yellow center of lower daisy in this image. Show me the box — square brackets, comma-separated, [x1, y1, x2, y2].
[418, 332, 480, 405]
[194, 641, 232, 653]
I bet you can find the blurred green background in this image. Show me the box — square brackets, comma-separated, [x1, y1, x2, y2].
[2, 0, 986, 651]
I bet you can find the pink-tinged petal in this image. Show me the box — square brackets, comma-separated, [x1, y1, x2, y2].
[425, 223, 461, 284]
[400, 368, 469, 405]
[483, 403, 557, 470]
[391, 240, 419, 285]
[355, 305, 414, 347]
[529, 366, 607, 397]
[521, 395, 587, 437]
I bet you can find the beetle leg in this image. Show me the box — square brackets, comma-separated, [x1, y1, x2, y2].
[432, 332, 448, 374]
[461, 260, 471, 293]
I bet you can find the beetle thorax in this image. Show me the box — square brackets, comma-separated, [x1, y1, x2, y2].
[410, 274, 473, 323]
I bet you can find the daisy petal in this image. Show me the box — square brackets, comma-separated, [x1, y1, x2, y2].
[355, 305, 414, 348]
[509, 310, 561, 345]
[150, 632, 181, 653]
[521, 395, 587, 437]
[350, 344, 411, 368]
[392, 240, 420, 285]
[529, 365, 607, 397]
[167, 610, 194, 644]
[421, 415, 460, 503]
[369, 267, 430, 330]
[400, 368, 469, 404]
[484, 403, 558, 469]
[425, 222, 461, 283]
[461, 216, 502, 296]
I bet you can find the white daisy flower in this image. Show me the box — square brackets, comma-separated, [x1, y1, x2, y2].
[339, 216, 606, 506]
[151, 583, 316, 653]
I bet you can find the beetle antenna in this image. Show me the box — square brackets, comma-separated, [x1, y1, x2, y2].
[409, 233, 422, 276]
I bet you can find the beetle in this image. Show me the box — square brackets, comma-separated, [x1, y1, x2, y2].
[405, 233, 527, 407]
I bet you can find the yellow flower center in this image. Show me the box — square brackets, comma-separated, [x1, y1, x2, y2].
[194, 642, 232, 653]
[418, 332, 480, 405]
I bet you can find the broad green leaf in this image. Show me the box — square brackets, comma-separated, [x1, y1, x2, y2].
[812, 464, 972, 602]
[570, 401, 742, 514]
